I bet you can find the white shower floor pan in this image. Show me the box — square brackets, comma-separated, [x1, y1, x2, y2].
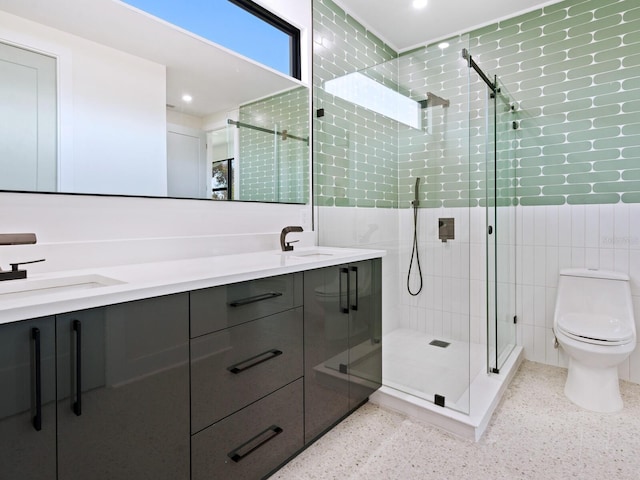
[370, 328, 523, 441]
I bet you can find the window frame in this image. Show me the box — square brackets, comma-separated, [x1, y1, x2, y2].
[228, 0, 301, 80]
[211, 157, 234, 200]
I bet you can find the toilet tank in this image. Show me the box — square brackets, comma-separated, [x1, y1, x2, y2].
[555, 268, 634, 322]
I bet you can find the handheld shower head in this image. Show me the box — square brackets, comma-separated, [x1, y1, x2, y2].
[412, 177, 420, 207]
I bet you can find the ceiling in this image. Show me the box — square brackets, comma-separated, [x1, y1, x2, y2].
[333, 0, 564, 52]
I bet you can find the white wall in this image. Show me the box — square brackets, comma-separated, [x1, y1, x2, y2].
[0, 1, 313, 273]
[0, 192, 312, 273]
[0, 11, 167, 196]
[68, 35, 166, 196]
[516, 203, 640, 384]
[397, 207, 480, 342]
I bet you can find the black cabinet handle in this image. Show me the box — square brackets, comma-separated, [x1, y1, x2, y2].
[31, 327, 42, 432]
[227, 349, 283, 374]
[227, 425, 283, 463]
[339, 267, 349, 314]
[228, 292, 283, 307]
[350, 266, 359, 311]
[72, 320, 82, 416]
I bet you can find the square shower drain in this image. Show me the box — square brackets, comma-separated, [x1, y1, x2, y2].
[429, 339, 450, 348]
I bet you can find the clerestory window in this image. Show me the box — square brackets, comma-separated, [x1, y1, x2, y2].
[122, 0, 301, 79]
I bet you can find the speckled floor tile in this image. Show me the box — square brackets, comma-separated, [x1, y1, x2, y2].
[273, 361, 640, 480]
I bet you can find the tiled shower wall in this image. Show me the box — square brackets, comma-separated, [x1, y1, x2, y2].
[470, 0, 640, 207]
[237, 86, 309, 203]
[313, 0, 399, 209]
[316, 0, 640, 382]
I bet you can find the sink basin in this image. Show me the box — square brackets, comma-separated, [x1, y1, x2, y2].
[283, 248, 336, 260]
[293, 252, 334, 259]
[0, 274, 124, 301]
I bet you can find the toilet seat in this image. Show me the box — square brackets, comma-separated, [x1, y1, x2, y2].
[557, 313, 634, 346]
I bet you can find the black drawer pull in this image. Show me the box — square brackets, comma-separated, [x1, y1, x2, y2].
[227, 349, 283, 374]
[31, 327, 42, 432]
[228, 292, 283, 307]
[227, 424, 283, 463]
[72, 320, 82, 416]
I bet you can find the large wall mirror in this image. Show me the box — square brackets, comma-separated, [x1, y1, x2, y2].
[0, 0, 309, 203]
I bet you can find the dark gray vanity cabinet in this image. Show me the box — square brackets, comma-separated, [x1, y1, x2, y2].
[56, 294, 190, 480]
[0, 257, 382, 479]
[190, 273, 305, 479]
[0, 293, 190, 480]
[0, 317, 56, 480]
[303, 259, 382, 444]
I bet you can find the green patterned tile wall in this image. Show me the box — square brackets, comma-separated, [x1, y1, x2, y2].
[313, 0, 640, 208]
[237, 86, 309, 203]
[313, 0, 399, 208]
[394, 43, 519, 209]
[396, 37, 478, 208]
[469, 0, 640, 206]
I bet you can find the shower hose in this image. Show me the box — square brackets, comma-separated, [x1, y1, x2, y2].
[407, 178, 423, 296]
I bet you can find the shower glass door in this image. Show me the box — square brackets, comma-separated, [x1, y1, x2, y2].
[313, 24, 474, 415]
[486, 79, 517, 373]
[383, 35, 473, 415]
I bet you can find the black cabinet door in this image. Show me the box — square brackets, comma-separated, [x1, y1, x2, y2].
[304, 260, 383, 444]
[303, 265, 350, 443]
[348, 259, 382, 409]
[0, 317, 56, 480]
[56, 294, 190, 480]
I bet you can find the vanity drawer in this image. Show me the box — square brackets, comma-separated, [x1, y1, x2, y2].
[191, 378, 303, 480]
[190, 272, 303, 337]
[191, 308, 303, 432]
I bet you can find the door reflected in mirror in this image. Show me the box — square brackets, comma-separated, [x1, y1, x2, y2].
[0, 0, 309, 204]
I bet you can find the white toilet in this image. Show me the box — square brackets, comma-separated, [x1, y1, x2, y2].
[553, 268, 636, 412]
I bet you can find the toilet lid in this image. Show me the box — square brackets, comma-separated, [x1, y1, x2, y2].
[557, 313, 635, 345]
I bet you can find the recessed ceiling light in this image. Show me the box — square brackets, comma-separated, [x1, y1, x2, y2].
[182, 94, 193, 103]
[438, 42, 450, 49]
[413, 0, 428, 9]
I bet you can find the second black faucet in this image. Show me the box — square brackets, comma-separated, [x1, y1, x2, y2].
[280, 226, 303, 251]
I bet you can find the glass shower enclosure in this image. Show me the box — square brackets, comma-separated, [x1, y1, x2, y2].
[313, 33, 517, 415]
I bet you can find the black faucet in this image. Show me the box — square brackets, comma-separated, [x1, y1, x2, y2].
[0, 233, 45, 281]
[280, 226, 303, 251]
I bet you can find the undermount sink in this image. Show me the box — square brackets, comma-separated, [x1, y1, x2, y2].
[0, 274, 124, 301]
[282, 248, 336, 260]
[293, 252, 334, 259]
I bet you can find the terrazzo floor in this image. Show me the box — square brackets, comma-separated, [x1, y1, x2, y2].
[273, 360, 640, 479]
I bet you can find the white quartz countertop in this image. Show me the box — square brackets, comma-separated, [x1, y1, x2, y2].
[0, 247, 385, 325]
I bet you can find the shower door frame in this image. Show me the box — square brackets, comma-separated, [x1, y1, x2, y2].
[463, 49, 517, 375]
